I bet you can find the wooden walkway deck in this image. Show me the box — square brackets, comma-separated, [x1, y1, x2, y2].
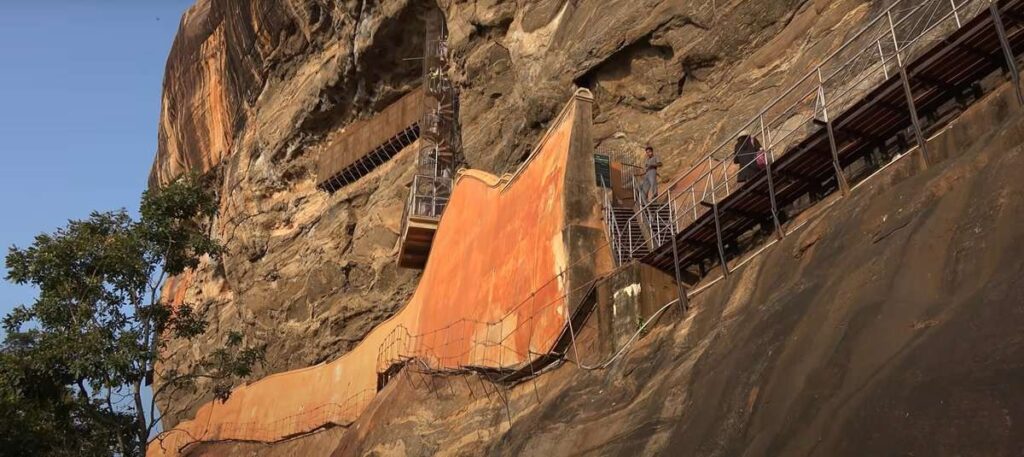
[641, 0, 1024, 277]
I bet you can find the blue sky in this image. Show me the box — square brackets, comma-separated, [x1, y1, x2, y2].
[0, 1, 193, 329]
[1, 2, 195, 433]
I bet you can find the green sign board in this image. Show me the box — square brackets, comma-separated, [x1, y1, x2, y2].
[594, 154, 611, 188]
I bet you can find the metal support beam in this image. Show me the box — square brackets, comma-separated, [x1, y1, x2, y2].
[724, 206, 770, 221]
[991, 3, 1024, 106]
[817, 69, 851, 197]
[749, 188, 776, 198]
[756, 117, 785, 240]
[913, 73, 961, 93]
[667, 191, 689, 312]
[948, 39, 1005, 66]
[889, 11, 931, 168]
[683, 238, 716, 249]
[1003, 9, 1024, 25]
[837, 124, 884, 143]
[764, 164, 787, 242]
[778, 169, 822, 186]
[710, 201, 730, 278]
[878, 100, 912, 115]
[898, 67, 931, 166]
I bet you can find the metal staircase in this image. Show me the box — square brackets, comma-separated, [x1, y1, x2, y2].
[607, 205, 650, 265]
[397, 11, 463, 269]
[600, 164, 670, 266]
[642, 199, 675, 248]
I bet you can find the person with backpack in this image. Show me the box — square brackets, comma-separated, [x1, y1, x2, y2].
[733, 132, 765, 183]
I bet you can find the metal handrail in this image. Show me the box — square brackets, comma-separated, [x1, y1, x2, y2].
[639, 0, 965, 209]
[619, 0, 981, 260]
[407, 174, 453, 219]
[599, 175, 627, 265]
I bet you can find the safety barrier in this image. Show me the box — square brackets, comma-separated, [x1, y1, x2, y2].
[374, 271, 601, 382]
[618, 0, 1014, 262]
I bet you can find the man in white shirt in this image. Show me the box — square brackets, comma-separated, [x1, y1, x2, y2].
[638, 146, 662, 204]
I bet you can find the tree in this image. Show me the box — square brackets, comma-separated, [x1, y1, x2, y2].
[1, 174, 264, 457]
[0, 333, 130, 457]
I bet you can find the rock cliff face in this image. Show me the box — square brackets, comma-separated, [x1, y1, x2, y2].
[153, 0, 898, 428]
[180, 76, 1024, 457]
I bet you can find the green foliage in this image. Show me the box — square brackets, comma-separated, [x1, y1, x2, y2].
[1, 174, 263, 457]
[0, 336, 133, 457]
[138, 174, 222, 275]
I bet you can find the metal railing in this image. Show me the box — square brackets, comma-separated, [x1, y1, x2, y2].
[401, 174, 452, 233]
[619, 0, 996, 262]
[600, 176, 627, 265]
[374, 266, 609, 381]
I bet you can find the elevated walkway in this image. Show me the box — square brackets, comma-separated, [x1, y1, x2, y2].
[625, 0, 1024, 279]
[316, 88, 425, 192]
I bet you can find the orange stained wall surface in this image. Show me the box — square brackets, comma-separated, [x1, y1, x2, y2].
[148, 94, 590, 457]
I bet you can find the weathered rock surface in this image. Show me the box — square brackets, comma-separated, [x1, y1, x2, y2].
[154, 0, 904, 429]
[188, 78, 1024, 457]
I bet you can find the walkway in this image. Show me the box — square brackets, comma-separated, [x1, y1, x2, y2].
[628, 0, 1024, 279]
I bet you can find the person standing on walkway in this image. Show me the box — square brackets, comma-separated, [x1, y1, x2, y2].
[638, 146, 662, 204]
[733, 132, 764, 183]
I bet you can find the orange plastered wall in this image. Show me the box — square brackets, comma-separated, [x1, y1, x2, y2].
[148, 97, 588, 456]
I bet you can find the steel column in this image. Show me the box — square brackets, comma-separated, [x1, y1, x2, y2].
[690, 187, 698, 221]
[817, 68, 851, 196]
[888, 11, 932, 168]
[877, 39, 890, 79]
[758, 115, 786, 240]
[991, 2, 1024, 106]
[667, 190, 689, 311]
[706, 162, 730, 278]
[710, 201, 730, 278]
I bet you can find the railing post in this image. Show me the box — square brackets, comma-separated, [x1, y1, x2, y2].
[670, 190, 678, 233]
[991, 2, 1024, 107]
[705, 156, 715, 205]
[667, 190, 689, 312]
[888, 10, 931, 168]
[758, 115, 786, 241]
[723, 159, 731, 195]
[441, 320, 451, 370]
[877, 39, 890, 79]
[627, 213, 634, 259]
[616, 222, 623, 264]
[622, 211, 630, 260]
[950, 0, 961, 28]
[817, 68, 851, 196]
